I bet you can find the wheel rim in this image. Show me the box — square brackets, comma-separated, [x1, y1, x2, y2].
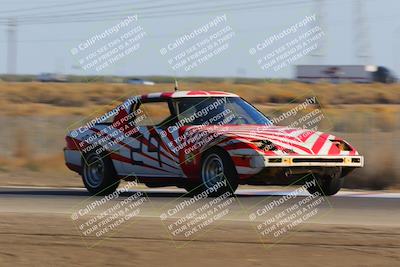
[83, 154, 104, 188]
[201, 154, 225, 189]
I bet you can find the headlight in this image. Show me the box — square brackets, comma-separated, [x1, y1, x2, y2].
[330, 139, 352, 151]
[251, 140, 277, 151]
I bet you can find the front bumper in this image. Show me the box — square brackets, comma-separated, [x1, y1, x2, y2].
[248, 155, 364, 168]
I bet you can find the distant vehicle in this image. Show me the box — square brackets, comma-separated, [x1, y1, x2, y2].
[296, 65, 397, 84]
[126, 78, 155, 85]
[37, 73, 67, 82]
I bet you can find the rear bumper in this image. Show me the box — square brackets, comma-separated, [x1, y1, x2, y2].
[248, 155, 364, 168]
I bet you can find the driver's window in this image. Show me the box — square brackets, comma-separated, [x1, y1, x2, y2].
[175, 97, 231, 125]
[224, 98, 246, 124]
[134, 101, 171, 126]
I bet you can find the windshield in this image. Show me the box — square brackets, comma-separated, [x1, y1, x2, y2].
[174, 97, 272, 126]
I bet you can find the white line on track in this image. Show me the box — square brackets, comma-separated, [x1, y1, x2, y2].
[1, 186, 400, 199]
[237, 189, 400, 198]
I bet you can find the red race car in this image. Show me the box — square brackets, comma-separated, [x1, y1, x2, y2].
[64, 91, 363, 196]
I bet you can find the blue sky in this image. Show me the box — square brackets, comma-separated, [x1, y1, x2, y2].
[0, 0, 399, 78]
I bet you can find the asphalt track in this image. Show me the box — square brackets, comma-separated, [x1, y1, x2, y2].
[0, 186, 399, 226]
[0, 186, 399, 266]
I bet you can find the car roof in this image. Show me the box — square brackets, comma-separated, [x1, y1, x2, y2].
[140, 91, 239, 100]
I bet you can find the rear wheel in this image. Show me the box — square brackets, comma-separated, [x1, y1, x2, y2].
[185, 149, 238, 197]
[307, 171, 343, 196]
[82, 152, 120, 195]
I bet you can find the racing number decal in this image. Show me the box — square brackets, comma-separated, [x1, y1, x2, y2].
[129, 128, 162, 167]
[148, 131, 162, 167]
[129, 142, 144, 166]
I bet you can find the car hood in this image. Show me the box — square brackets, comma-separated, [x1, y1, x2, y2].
[182, 124, 354, 155]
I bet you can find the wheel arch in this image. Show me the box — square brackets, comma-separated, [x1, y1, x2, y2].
[80, 145, 117, 175]
[201, 145, 239, 176]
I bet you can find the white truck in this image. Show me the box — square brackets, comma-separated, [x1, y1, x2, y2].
[296, 65, 397, 84]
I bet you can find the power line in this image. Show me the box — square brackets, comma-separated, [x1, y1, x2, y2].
[0, 0, 135, 15]
[0, 0, 167, 19]
[0, 0, 315, 25]
[4, 0, 202, 22]
[0, 22, 317, 43]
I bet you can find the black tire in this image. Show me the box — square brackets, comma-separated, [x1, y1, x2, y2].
[81, 152, 120, 195]
[307, 172, 343, 196]
[185, 148, 239, 197]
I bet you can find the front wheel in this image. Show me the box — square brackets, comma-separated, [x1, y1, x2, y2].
[188, 149, 238, 196]
[82, 152, 120, 195]
[307, 172, 343, 196]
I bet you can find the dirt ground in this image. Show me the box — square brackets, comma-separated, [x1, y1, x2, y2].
[0, 169, 86, 188]
[0, 213, 399, 267]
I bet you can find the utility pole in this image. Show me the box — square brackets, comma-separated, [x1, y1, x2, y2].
[7, 18, 17, 75]
[394, 27, 400, 74]
[353, 0, 371, 65]
[310, 0, 326, 64]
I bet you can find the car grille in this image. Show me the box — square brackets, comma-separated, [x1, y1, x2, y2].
[291, 158, 344, 163]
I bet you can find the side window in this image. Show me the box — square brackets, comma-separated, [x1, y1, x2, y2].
[134, 101, 172, 126]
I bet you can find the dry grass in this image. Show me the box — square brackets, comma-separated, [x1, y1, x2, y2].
[1, 81, 399, 131]
[0, 82, 400, 116]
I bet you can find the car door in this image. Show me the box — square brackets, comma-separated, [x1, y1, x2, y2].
[117, 98, 183, 178]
